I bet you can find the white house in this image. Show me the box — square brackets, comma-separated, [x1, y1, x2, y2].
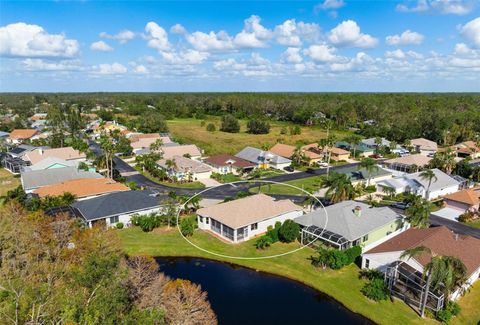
[376, 168, 460, 200]
[157, 155, 212, 181]
[197, 193, 303, 243]
[362, 226, 480, 301]
[235, 147, 292, 170]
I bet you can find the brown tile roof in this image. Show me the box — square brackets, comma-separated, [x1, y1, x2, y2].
[24, 147, 86, 164]
[9, 129, 38, 140]
[385, 154, 432, 167]
[452, 141, 479, 155]
[197, 193, 302, 229]
[365, 226, 480, 277]
[204, 154, 255, 168]
[33, 178, 129, 198]
[443, 188, 480, 206]
[270, 143, 322, 160]
[410, 138, 438, 151]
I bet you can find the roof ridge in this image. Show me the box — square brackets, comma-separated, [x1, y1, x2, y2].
[407, 226, 449, 250]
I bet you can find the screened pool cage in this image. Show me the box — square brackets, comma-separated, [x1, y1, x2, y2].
[300, 225, 350, 250]
[385, 261, 445, 314]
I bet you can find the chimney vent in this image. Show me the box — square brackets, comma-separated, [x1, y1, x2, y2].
[354, 206, 362, 217]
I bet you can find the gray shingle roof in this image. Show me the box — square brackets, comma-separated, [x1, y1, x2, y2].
[235, 146, 291, 165]
[21, 166, 102, 190]
[72, 190, 167, 221]
[295, 200, 403, 241]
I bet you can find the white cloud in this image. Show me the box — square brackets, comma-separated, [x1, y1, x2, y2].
[161, 49, 209, 64]
[22, 58, 82, 71]
[170, 24, 187, 34]
[386, 30, 425, 46]
[314, 0, 345, 11]
[90, 41, 113, 52]
[93, 63, 127, 75]
[133, 65, 148, 74]
[233, 15, 272, 48]
[282, 47, 303, 63]
[186, 30, 234, 51]
[304, 44, 338, 62]
[274, 19, 320, 46]
[99, 30, 135, 44]
[385, 49, 424, 59]
[459, 17, 480, 47]
[145, 22, 170, 51]
[328, 20, 378, 48]
[330, 52, 374, 72]
[396, 0, 475, 15]
[0, 22, 79, 58]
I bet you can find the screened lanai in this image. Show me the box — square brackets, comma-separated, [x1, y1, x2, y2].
[300, 225, 350, 250]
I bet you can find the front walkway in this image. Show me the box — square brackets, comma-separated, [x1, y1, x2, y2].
[199, 177, 222, 188]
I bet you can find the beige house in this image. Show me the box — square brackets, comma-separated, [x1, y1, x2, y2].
[383, 154, 432, 173]
[269, 143, 323, 164]
[23, 147, 86, 165]
[161, 144, 202, 160]
[157, 155, 211, 181]
[129, 133, 172, 154]
[410, 138, 438, 156]
[451, 141, 480, 159]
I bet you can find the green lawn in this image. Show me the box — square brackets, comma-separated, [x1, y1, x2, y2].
[250, 176, 323, 196]
[464, 219, 480, 229]
[0, 168, 20, 197]
[167, 118, 353, 155]
[213, 173, 242, 183]
[119, 227, 479, 325]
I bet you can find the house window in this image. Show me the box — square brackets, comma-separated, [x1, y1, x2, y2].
[199, 216, 204, 223]
[251, 223, 258, 231]
[365, 259, 370, 268]
[362, 234, 369, 242]
[206, 217, 209, 224]
[110, 216, 119, 224]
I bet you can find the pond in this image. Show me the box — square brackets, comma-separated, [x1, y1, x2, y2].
[156, 257, 374, 325]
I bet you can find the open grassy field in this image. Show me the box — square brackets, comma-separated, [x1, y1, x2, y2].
[119, 227, 479, 325]
[167, 118, 354, 155]
[0, 168, 20, 197]
[250, 176, 324, 195]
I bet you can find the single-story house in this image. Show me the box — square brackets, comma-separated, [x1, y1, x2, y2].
[71, 190, 168, 227]
[129, 133, 173, 154]
[7, 129, 39, 144]
[160, 144, 202, 160]
[203, 154, 256, 175]
[1, 145, 37, 173]
[323, 146, 351, 161]
[235, 147, 291, 170]
[336, 141, 375, 158]
[29, 113, 47, 122]
[362, 226, 480, 301]
[296, 200, 408, 251]
[469, 158, 480, 167]
[23, 147, 86, 165]
[334, 164, 392, 186]
[0, 131, 10, 139]
[157, 155, 212, 181]
[443, 188, 480, 213]
[361, 137, 395, 149]
[33, 178, 129, 200]
[269, 143, 323, 164]
[23, 156, 80, 171]
[21, 166, 103, 192]
[451, 141, 480, 159]
[383, 154, 432, 173]
[410, 138, 438, 156]
[376, 168, 460, 200]
[197, 193, 303, 243]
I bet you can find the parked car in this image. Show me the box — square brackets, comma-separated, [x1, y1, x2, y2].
[390, 202, 410, 210]
[369, 154, 383, 159]
[283, 166, 294, 172]
[317, 162, 329, 168]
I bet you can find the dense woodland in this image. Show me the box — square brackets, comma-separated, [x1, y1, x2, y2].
[1, 93, 479, 145]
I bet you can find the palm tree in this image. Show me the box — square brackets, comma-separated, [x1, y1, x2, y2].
[291, 145, 309, 166]
[359, 157, 379, 186]
[322, 172, 355, 203]
[149, 138, 164, 152]
[419, 169, 437, 200]
[348, 135, 362, 158]
[406, 197, 432, 228]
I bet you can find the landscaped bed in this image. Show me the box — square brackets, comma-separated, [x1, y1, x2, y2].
[119, 226, 479, 325]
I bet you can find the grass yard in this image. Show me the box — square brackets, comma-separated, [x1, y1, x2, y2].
[464, 219, 480, 229]
[167, 118, 353, 155]
[250, 176, 324, 196]
[0, 168, 20, 197]
[118, 227, 479, 325]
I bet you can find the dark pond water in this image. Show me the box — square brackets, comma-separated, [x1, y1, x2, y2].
[156, 257, 374, 325]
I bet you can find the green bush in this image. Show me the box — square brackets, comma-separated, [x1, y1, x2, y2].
[266, 222, 281, 243]
[329, 250, 349, 269]
[200, 120, 206, 127]
[344, 246, 362, 264]
[115, 222, 124, 229]
[365, 185, 377, 193]
[246, 119, 270, 134]
[255, 236, 273, 249]
[289, 125, 301, 135]
[446, 301, 460, 316]
[361, 278, 389, 301]
[206, 123, 216, 132]
[220, 114, 240, 133]
[131, 214, 162, 232]
[278, 220, 300, 243]
[180, 217, 196, 237]
[436, 309, 452, 323]
[359, 268, 384, 281]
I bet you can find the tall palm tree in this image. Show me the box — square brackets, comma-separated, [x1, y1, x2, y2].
[322, 172, 355, 203]
[345, 135, 362, 158]
[419, 169, 437, 200]
[291, 145, 309, 166]
[359, 157, 379, 186]
[406, 196, 432, 228]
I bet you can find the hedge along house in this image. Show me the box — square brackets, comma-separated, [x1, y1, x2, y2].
[295, 201, 408, 252]
[196, 193, 303, 243]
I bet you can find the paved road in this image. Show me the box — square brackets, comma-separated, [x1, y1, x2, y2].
[429, 214, 480, 239]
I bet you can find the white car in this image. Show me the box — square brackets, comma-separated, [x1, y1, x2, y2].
[317, 162, 329, 168]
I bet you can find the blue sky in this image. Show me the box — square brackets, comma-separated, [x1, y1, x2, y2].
[0, 0, 479, 92]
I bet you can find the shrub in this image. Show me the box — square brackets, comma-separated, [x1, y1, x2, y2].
[115, 222, 124, 229]
[329, 250, 349, 269]
[436, 309, 452, 323]
[266, 222, 281, 243]
[220, 114, 240, 133]
[206, 123, 216, 132]
[359, 269, 383, 281]
[131, 214, 162, 232]
[365, 185, 377, 193]
[255, 236, 273, 249]
[361, 278, 389, 301]
[246, 119, 270, 134]
[290, 125, 301, 135]
[446, 301, 460, 317]
[280, 126, 288, 135]
[200, 120, 206, 127]
[278, 220, 300, 243]
[180, 217, 196, 237]
[344, 246, 362, 265]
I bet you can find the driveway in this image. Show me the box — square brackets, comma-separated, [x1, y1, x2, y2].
[429, 214, 480, 239]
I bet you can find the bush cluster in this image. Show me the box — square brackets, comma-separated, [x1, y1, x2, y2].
[311, 246, 362, 270]
[436, 301, 461, 323]
[255, 220, 300, 250]
[361, 278, 389, 301]
[220, 114, 240, 133]
[246, 119, 270, 134]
